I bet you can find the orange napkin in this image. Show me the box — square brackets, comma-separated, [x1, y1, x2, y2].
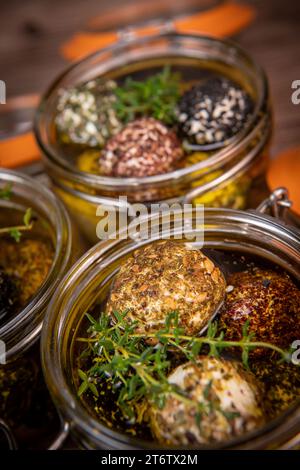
[1, 1, 256, 169]
[0, 132, 40, 168]
[62, 2, 256, 60]
[267, 147, 300, 215]
[0, 94, 40, 168]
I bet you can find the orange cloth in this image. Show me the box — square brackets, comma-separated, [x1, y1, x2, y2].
[61, 2, 256, 61]
[0, 132, 40, 168]
[174, 2, 255, 37]
[267, 147, 300, 215]
[1, 1, 256, 169]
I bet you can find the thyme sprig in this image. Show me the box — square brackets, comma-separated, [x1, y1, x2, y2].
[0, 184, 33, 242]
[113, 66, 181, 125]
[77, 312, 294, 424]
[0, 183, 13, 200]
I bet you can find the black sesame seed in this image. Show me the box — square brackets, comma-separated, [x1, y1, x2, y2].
[262, 279, 271, 288]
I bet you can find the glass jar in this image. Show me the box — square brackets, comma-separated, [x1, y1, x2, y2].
[34, 31, 271, 244]
[41, 189, 300, 450]
[0, 169, 79, 448]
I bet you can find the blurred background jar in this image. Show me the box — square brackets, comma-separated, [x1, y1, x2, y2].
[0, 169, 82, 449]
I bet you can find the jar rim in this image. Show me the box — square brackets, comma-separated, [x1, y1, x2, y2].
[34, 31, 269, 190]
[0, 169, 73, 358]
[41, 206, 300, 449]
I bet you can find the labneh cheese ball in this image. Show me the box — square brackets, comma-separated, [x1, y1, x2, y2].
[149, 357, 265, 446]
[107, 241, 226, 336]
[177, 77, 254, 146]
[219, 269, 300, 357]
[99, 117, 184, 177]
[0, 268, 19, 324]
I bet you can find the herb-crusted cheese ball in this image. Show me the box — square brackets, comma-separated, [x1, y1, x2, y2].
[149, 357, 265, 445]
[107, 241, 226, 336]
[99, 118, 184, 177]
[177, 77, 254, 146]
[219, 269, 300, 357]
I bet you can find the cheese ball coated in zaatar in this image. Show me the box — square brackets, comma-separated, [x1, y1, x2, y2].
[99, 117, 184, 177]
[219, 269, 300, 357]
[148, 356, 265, 446]
[106, 241, 226, 336]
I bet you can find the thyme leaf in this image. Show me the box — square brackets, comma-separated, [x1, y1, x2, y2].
[113, 66, 181, 125]
[23, 208, 32, 227]
[0, 184, 34, 242]
[9, 228, 21, 243]
[76, 311, 297, 427]
[0, 183, 13, 200]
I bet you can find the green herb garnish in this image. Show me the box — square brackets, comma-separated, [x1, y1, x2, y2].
[0, 186, 34, 242]
[113, 66, 181, 125]
[0, 183, 13, 200]
[76, 311, 293, 425]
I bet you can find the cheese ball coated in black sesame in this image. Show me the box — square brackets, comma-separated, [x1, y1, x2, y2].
[107, 240, 226, 337]
[99, 117, 184, 177]
[219, 269, 300, 357]
[177, 77, 254, 146]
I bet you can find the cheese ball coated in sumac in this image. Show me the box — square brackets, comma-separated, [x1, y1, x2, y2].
[148, 357, 265, 446]
[219, 269, 300, 357]
[99, 117, 184, 177]
[106, 241, 226, 336]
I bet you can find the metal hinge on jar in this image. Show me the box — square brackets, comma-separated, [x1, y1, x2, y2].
[256, 187, 292, 219]
[254, 187, 300, 232]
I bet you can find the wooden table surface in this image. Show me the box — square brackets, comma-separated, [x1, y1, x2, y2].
[0, 0, 299, 155]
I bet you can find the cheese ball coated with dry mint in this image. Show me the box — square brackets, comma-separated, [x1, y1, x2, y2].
[219, 269, 300, 357]
[99, 117, 184, 177]
[106, 241, 226, 336]
[55, 78, 122, 147]
[149, 357, 265, 446]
